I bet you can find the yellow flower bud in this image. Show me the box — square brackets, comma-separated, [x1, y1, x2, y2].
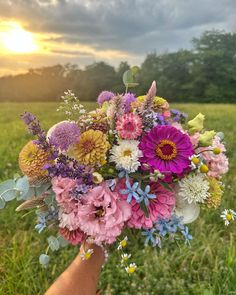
[199, 130, 216, 147]
[213, 147, 221, 155]
[200, 164, 209, 173]
[187, 113, 205, 134]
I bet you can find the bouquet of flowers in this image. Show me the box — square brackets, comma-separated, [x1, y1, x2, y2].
[0, 77, 233, 272]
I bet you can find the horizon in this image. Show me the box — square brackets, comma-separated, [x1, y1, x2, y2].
[0, 0, 235, 77]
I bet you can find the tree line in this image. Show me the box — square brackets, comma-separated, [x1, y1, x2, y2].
[0, 30, 235, 103]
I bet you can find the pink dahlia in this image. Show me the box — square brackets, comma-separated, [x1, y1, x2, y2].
[139, 126, 194, 175]
[77, 182, 131, 244]
[116, 113, 143, 140]
[52, 177, 78, 213]
[59, 227, 86, 245]
[116, 179, 175, 229]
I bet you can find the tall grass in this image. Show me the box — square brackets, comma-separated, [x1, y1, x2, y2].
[0, 103, 236, 295]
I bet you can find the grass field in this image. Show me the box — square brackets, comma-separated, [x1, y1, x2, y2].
[0, 102, 236, 295]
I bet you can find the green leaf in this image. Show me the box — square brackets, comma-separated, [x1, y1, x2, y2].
[126, 82, 139, 88]
[47, 236, 60, 252]
[123, 69, 134, 86]
[0, 196, 6, 209]
[159, 181, 173, 192]
[140, 200, 149, 217]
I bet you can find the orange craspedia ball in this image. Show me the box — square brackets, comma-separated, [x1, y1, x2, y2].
[19, 141, 51, 178]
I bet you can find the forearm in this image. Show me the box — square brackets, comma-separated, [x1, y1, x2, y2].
[45, 244, 105, 295]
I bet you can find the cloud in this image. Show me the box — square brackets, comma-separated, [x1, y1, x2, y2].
[0, 0, 235, 74]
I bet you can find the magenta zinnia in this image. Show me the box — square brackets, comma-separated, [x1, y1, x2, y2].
[139, 125, 193, 174]
[116, 113, 143, 140]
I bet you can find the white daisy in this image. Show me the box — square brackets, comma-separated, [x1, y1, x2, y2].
[110, 140, 142, 173]
[178, 173, 210, 204]
[220, 209, 236, 226]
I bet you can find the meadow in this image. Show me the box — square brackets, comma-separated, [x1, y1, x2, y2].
[0, 102, 236, 295]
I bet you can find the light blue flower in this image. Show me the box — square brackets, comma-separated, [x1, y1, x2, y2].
[35, 214, 47, 233]
[137, 185, 156, 206]
[120, 179, 140, 203]
[181, 226, 193, 245]
[155, 218, 172, 236]
[142, 228, 157, 246]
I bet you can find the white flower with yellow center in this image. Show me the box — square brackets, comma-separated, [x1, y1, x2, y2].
[220, 209, 236, 226]
[117, 236, 128, 250]
[110, 140, 142, 173]
[178, 173, 210, 204]
[125, 263, 137, 274]
[80, 248, 94, 260]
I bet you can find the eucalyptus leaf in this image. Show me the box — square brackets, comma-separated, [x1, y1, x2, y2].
[2, 189, 17, 201]
[47, 236, 60, 252]
[123, 69, 134, 86]
[0, 179, 16, 194]
[16, 176, 30, 199]
[18, 187, 35, 201]
[35, 183, 51, 196]
[39, 254, 50, 267]
[57, 236, 69, 248]
[44, 193, 56, 206]
[0, 196, 6, 209]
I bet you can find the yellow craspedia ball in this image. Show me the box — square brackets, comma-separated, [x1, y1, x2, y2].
[213, 147, 221, 155]
[200, 164, 209, 173]
[205, 177, 223, 209]
[192, 157, 200, 165]
[71, 129, 110, 166]
[19, 141, 51, 178]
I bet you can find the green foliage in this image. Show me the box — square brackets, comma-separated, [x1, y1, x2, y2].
[0, 31, 235, 103]
[0, 102, 236, 294]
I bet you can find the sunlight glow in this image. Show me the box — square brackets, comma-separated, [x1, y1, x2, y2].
[0, 22, 38, 54]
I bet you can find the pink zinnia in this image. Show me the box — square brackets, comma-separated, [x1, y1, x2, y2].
[139, 126, 194, 175]
[52, 177, 78, 213]
[59, 227, 86, 245]
[116, 179, 175, 229]
[77, 182, 131, 244]
[116, 113, 143, 140]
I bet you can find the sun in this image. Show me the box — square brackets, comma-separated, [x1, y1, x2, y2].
[1, 22, 38, 54]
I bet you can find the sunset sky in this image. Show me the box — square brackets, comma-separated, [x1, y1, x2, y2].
[0, 0, 235, 77]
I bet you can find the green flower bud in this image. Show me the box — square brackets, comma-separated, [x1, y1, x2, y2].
[187, 113, 205, 134]
[199, 130, 216, 147]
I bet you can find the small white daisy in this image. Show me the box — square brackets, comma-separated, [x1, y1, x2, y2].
[125, 263, 137, 274]
[121, 253, 131, 264]
[80, 248, 94, 260]
[117, 236, 128, 250]
[220, 209, 236, 226]
[110, 140, 142, 173]
[178, 173, 210, 204]
[189, 154, 201, 170]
